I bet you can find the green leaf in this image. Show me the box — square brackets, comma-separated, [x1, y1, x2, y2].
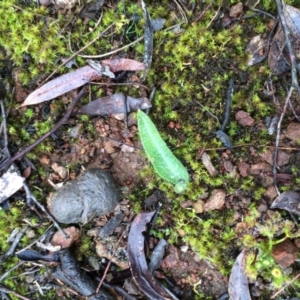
[137, 110, 189, 193]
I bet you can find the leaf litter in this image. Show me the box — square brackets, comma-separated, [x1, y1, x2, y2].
[2, 1, 300, 299]
[127, 211, 171, 300]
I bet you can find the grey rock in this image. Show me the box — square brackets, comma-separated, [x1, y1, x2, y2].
[48, 169, 119, 224]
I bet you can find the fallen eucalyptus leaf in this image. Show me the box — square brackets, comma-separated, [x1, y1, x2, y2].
[76, 93, 151, 116]
[22, 66, 102, 106]
[284, 4, 300, 39]
[268, 5, 300, 75]
[137, 110, 189, 193]
[271, 191, 300, 216]
[228, 249, 251, 300]
[128, 212, 171, 300]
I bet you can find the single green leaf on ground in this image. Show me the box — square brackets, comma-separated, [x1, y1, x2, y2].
[137, 110, 189, 193]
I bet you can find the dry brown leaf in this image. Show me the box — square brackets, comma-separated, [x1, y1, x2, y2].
[21, 66, 102, 106]
[101, 58, 145, 72]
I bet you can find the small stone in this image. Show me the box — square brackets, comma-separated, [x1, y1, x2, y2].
[204, 189, 226, 211]
[264, 186, 278, 201]
[39, 0, 53, 6]
[250, 163, 271, 175]
[39, 154, 51, 165]
[51, 226, 81, 248]
[237, 161, 250, 177]
[51, 162, 67, 179]
[257, 202, 268, 213]
[48, 169, 119, 224]
[178, 229, 185, 237]
[285, 122, 300, 142]
[272, 239, 298, 268]
[259, 150, 290, 167]
[26, 229, 36, 239]
[235, 110, 255, 127]
[229, 2, 243, 18]
[193, 200, 204, 214]
[180, 245, 189, 252]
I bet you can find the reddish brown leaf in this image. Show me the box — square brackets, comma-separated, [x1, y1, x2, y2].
[101, 58, 145, 72]
[21, 66, 101, 106]
[228, 249, 251, 300]
[128, 212, 170, 300]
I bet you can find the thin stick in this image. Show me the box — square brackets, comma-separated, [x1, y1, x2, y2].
[95, 231, 125, 293]
[206, 1, 222, 29]
[220, 78, 234, 131]
[1, 88, 85, 168]
[0, 226, 28, 265]
[0, 283, 31, 300]
[40, 23, 115, 86]
[271, 273, 300, 298]
[0, 98, 71, 238]
[0, 261, 24, 282]
[273, 87, 293, 195]
[76, 35, 144, 59]
[23, 183, 69, 239]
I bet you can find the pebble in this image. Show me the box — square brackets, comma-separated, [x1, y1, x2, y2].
[48, 169, 119, 224]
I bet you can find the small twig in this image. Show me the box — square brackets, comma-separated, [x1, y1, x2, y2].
[273, 87, 293, 195]
[1, 97, 71, 238]
[275, 0, 300, 93]
[15, 225, 54, 254]
[41, 23, 115, 86]
[90, 81, 149, 90]
[76, 35, 144, 59]
[0, 261, 24, 282]
[206, 1, 222, 29]
[173, 0, 188, 24]
[271, 272, 300, 298]
[0, 88, 85, 168]
[196, 101, 220, 127]
[22, 183, 69, 239]
[96, 231, 126, 293]
[220, 78, 234, 131]
[0, 283, 31, 300]
[250, 8, 276, 20]
[0, 226, 28, 265]
[101, 282, 136, 300]
[193, 3, 212, 23]
[288, 98, 300, 121]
